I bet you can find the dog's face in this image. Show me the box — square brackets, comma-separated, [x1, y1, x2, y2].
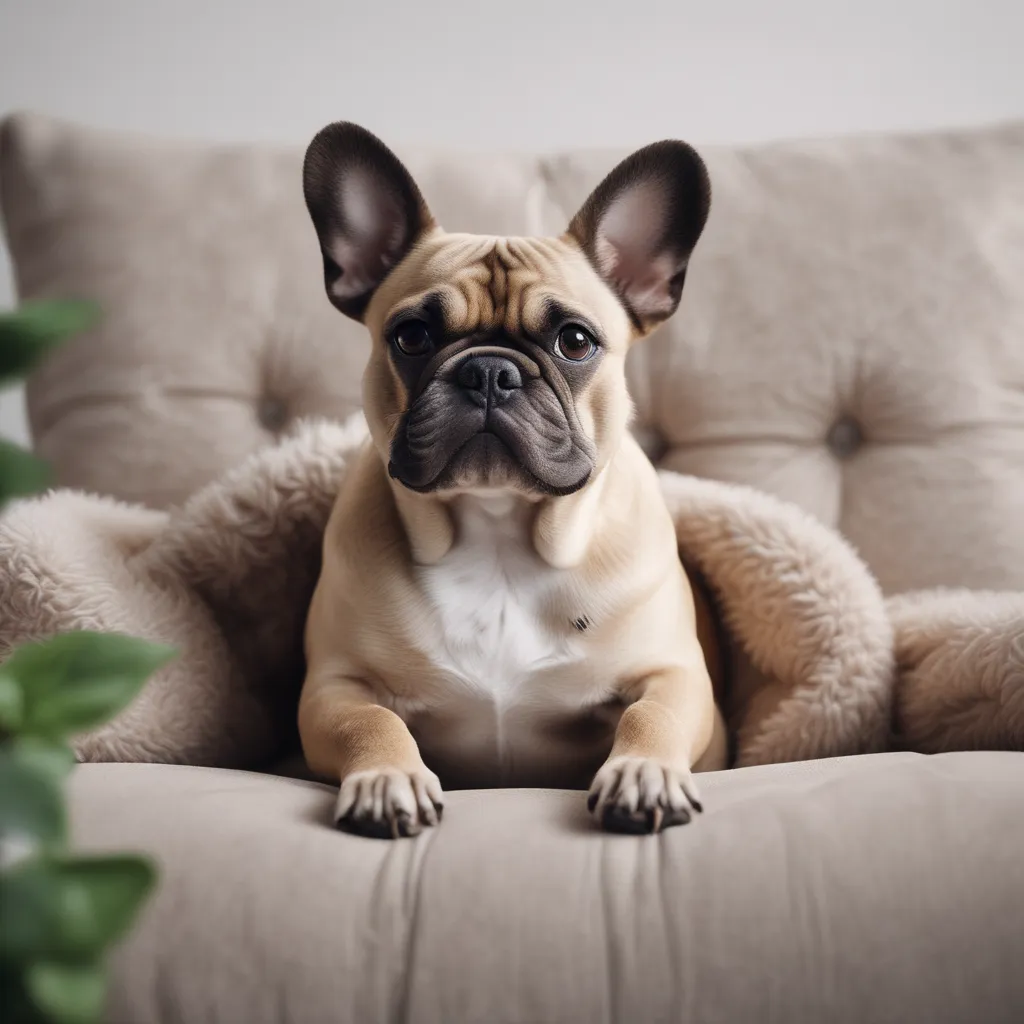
[362, 233, 632, 496]
[303, 124, 710, 497]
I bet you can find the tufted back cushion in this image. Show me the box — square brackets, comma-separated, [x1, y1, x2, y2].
[2, 113, 1023, 595]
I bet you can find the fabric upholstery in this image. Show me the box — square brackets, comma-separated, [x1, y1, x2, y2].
[70, 756, 1024, 1024]
[887, 588, 1024, 753]
[3, 114, 1023, 595]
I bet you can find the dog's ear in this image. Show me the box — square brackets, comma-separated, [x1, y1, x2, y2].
[567, 141, 710, 334]
[303, 122, 434, 321]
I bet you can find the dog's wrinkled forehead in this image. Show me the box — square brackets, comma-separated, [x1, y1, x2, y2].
[368, 232, 633, 350]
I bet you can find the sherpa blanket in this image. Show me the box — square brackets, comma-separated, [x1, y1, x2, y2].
[0, 416, 1021, 771]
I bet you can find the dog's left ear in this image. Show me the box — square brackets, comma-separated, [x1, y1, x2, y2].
[303, 121, 435, 321]
[567, 141, 711, 334]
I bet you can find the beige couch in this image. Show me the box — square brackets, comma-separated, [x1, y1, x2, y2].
[3, 113, 1024, 1023]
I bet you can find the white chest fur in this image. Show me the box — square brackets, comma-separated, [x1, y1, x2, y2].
[415, 494, 581, 704]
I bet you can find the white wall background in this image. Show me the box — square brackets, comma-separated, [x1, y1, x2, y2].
[1, 0, 1023, 444]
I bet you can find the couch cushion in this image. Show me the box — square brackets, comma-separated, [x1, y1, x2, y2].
[70, 754, 1024, 1024]
[3, 114, 1023, 593]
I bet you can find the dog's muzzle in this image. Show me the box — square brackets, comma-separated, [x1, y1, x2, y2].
[387, 341, 596, 496]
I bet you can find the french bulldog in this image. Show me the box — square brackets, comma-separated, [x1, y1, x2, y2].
[299, 122, 728, 838]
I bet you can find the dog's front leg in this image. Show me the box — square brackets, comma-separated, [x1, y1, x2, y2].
[298, 673, 443, 838]
[588, 664, 723, 834]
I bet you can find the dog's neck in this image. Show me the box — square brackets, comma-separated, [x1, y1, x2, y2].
[388, 457, 614, 569]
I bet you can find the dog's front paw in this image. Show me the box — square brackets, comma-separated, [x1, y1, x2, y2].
[587, 756, 702, 834]
[334, 767, 444, 839]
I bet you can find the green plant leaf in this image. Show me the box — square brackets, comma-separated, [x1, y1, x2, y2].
[0, 441, 50, 505]
[0, 671, 23, 732]
[8, 736, 77, 785]
[0, 632, 177, 739]
[0, 744, 65, 845]
[0, 853, 157, 961]
[0, 856, 58, 959]
[49, 855, 157, 956]
[0, 300, 100, 384]
[26, 962, 105, 1024]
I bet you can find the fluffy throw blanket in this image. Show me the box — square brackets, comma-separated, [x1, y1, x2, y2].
[1, 416, 1021, 771]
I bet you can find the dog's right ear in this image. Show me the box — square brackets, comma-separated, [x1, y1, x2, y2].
[303, 122, 434, 321]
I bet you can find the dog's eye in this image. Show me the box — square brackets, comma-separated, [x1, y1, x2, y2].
[554, 325, 597, 362]
[391, 320, 434, 357]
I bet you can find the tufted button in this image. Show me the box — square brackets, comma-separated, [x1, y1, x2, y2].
[826, 416, 863, 459]
[257, 396, 289, 433]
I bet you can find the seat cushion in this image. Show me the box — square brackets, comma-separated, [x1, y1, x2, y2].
[3, 115, 1023, 593]
[70, 754, 1024, 1024]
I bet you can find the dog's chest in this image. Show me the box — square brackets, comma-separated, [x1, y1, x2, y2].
[416, 496, 579, 697]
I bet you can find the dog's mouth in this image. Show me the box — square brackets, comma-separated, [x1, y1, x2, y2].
[391, 428, 590, 497]
[387, 346, 596, 496]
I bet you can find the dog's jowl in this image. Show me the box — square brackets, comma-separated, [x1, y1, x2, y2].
[299, 121, 727, 838]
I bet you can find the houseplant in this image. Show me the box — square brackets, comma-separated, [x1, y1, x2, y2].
[0, 300, 176, 1024]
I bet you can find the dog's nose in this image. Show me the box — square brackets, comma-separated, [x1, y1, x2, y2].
[456, 355, 523, 407]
